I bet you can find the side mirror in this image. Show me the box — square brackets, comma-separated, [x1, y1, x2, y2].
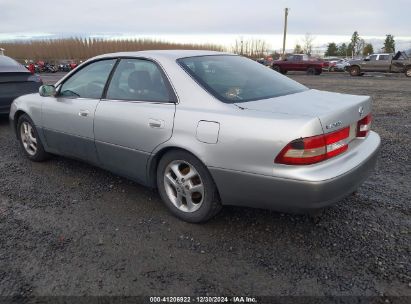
[39, 85, 56, 97]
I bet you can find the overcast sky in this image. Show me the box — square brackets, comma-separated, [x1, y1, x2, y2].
[0, 0, 410, 49]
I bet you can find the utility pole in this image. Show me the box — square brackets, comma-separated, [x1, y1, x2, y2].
[282, 8, 289, 60]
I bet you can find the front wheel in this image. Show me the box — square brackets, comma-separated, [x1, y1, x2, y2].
[405, 66, 411, 77]
[272, 65, 281, 72]
[157, 150, 222, 223]
[17, 114, 50, 162]
[350, 66, 361, 76]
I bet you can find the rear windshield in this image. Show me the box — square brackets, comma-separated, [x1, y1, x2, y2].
[0, 55, 27, 72]
[177, 55, 308, 103]
[0, 55, 21, 66]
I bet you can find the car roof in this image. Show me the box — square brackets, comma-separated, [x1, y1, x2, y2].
[93, 50, 232, 61]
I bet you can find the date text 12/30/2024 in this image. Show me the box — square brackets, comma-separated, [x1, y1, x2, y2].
[150, 296, 258, 303]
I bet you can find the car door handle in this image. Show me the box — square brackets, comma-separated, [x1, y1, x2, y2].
[148, 118, 164, 128]
[78, 110, 90, 117]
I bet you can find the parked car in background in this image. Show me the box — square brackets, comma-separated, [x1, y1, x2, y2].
[330, 59, 351, 72]
[58, 63, 71, 72]
[256, 57, 274, 67]
[69, 62, 78, 70]
[349, 50, 411, 77]
[0, 55, 42, 114]
[272, 54, 326, 75]
[10, 50, 380, 222]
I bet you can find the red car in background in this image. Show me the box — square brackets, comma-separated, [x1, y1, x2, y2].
[69, 62, 78, 70]
[272, 54, 327, 75]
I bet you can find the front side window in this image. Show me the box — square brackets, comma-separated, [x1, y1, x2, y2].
[369, 55, 378, 61]
[178, 55, 308, 103]
[106, 58, 172, 102]
[59, 59, 116, 99]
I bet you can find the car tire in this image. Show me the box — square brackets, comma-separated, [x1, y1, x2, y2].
[405, 66, 411, 77]
[17, 114, 50, 162]
[350, 66, 361, 76]
[306, 67, 316, 75]
[272, 65, 281, 72]
[157, 150, 222, 223]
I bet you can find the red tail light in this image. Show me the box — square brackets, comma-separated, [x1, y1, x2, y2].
[275, 127, 350, 165]
[357, 114, 372, 137]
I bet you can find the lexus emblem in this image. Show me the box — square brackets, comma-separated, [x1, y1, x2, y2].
[359, 106, 364, 117]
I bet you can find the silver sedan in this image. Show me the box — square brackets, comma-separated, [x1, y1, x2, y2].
[9, 50, 381, 222]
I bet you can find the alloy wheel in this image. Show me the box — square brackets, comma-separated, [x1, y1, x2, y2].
[163, 160, 204, 213]
[20, 121, 37, 156]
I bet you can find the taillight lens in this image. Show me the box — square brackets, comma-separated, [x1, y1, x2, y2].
[275, 127, 350, 165]
[28, 74, 42, 83]
[357, 114, 372, 137]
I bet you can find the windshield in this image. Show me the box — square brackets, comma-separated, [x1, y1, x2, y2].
[177, 55, 308, 103]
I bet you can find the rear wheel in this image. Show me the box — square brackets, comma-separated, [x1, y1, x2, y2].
[157, 150, 222, 223]
[306, 67, 316, 75]
[405, 66, 411, 77]
[350, 66, 361, 76]
[17, 114, 50, 162]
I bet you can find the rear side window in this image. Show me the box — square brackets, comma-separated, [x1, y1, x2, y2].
[106, 59, 172, 102]
[178, 55, 307, 103]
[378, 55, 390, 61]
[60, 59, 116, 99]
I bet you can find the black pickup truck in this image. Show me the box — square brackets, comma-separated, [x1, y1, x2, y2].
[349, 49, 411, 77]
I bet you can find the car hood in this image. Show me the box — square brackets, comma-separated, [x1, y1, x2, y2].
[235, 89, 371, 133]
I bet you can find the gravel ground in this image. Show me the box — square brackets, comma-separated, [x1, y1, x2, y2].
[0, 72, 410, 300]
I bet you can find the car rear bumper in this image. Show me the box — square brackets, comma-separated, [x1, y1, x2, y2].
[209, 131, 381, 213]
[0, 82, 41, 114]
[0, 97, 13, 114]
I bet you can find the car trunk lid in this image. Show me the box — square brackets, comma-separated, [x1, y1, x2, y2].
[235, 89, 371, 134]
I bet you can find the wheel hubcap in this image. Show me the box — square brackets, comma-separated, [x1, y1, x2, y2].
[407, 69, 411, 77]
[163, 160, 204, 213]
[20, 122, 37, 156]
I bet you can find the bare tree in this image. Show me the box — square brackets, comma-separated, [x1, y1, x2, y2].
[232, 38, 269, 58]
[302, 33, 315, 55]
